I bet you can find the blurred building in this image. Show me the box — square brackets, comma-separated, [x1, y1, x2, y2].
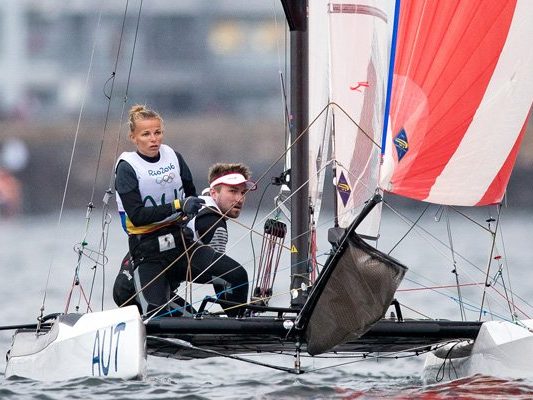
[0, 0, 287, 120]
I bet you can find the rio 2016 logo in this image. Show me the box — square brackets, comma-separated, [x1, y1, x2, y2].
[148, 163, 175, 177]
[92, 322, 126, 376]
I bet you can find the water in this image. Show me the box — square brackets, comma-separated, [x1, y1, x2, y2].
[1, 208, 533, 399]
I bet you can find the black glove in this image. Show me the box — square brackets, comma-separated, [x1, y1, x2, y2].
[179, 196, 205, 217]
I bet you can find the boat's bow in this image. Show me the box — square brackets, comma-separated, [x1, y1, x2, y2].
[5, 306, 146, 381]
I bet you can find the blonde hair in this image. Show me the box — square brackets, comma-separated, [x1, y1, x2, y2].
[128, 104, 163, 132]
[208, 163, 252, 184]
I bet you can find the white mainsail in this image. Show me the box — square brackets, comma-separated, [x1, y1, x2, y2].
[309, 1, 392, 238]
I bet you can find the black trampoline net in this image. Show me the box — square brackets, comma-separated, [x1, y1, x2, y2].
[303, 233, 407, 355]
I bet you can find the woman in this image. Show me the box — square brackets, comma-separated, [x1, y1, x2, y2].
[115, 105, 248, 317]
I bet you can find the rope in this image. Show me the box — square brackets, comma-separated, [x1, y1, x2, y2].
[479, 205, 502, 321]
[252, 219, 287, 305]
[62, 0, 144, 315]
[444, 206, 466, 321]
[38, 6, 104, 323]
[305, 342, 440, 373]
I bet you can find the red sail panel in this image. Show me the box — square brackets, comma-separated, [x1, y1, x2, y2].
[380, 0, 533, 206]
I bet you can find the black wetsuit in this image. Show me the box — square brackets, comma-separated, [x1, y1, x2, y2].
[113, 151, 248, 317]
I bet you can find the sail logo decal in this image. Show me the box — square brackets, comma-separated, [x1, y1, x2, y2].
[92, 322, 126, 376]
[393, 128, 409, 161]
[350, 81, 369, 92]
[337, 171, 351, 206]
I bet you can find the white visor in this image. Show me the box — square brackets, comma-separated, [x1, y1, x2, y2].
[209, 173, 256, 191]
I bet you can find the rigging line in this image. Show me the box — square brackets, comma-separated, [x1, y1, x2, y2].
[109, 0, 144, 187]
[488, 257, 515, 317]
[309, 105, 331, 217]
[89, 0, 131, 205]
[64, 1, 132, 314]
[119, 191, 273, 311]
[404, 262, 512, 316]
[479, 205, 502, 321]
[270, 0, 291, 138]
[39, 7, 104, 319]
[445, 207, 466, 321]
[86, 209, 112, 312]
[305, 343, 438, 374]
[387, 202, 430, 255]
[398, 282, 484, 293]
[144, 230, 200, 322]
[333, 159, 381, 214]
[124, 104, 370, 308]
[329, 102, 380, 148]
[435, 341, 462, 383]
[249, 181, 273, 298]
[153, 255, 311, 318]
[489, 284, 531, 320]
[246, 102, 351, 207]
[100, 203, 112, 311]
[95, 0, 143, 313]
[390, 227, 516, 314]
[451, 296, 519, 323]
[395, 301, 432, 319]
[202, 285, 307, 317]
[382, 200, 483, 274]
[152, 275, 298, 320]
[159, 338, 302, 374]
[497, 206, 518, 319]
[271, 0, 283, 78]
[448, 206, 492, 233]
[283, 4, 290, 159]
[174, 168, 324, 291]
[157, 104, 367, 273]
[401, 271, 525, 322]
[509, 291, 533, 316]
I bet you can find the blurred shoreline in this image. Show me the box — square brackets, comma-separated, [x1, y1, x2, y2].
[2, 115, 533, 216]
[2, 116, 287, 215]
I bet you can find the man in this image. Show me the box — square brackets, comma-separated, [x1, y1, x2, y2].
[188, 162, 255, 252]
[113, 162, 254, 316]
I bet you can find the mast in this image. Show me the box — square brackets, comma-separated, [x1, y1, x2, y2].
[281, 0, 309, 308]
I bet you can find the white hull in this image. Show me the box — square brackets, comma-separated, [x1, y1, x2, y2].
[423, 319, 533, 384]
[5, 306, 146, 381]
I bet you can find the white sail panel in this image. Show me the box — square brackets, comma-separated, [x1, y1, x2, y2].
[329, 2, 390, 235]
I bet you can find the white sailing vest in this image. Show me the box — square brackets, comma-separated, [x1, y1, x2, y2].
[116, 144, 184, 234]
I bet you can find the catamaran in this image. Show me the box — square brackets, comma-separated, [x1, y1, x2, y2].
[5, 0, 533, 384]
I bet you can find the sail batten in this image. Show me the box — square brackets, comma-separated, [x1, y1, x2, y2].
[380, 0, 533, 206]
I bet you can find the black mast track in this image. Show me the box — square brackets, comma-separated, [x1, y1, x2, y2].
[281, 0, 310, 308]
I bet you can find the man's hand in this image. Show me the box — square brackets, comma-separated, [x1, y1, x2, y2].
[174, 197, 205, 217]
